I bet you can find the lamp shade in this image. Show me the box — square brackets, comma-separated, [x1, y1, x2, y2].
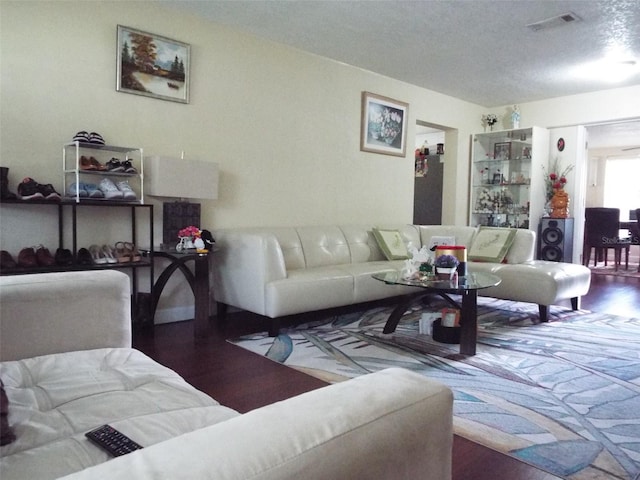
[145, 156, 219, 200]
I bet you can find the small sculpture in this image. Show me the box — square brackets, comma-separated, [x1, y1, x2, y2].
[550, 188, 570, 218]
[511, 105, 520, 129]
[401, 259, 419, 279]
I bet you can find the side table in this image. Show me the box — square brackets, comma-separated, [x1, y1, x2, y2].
[143, 248, 213, 339]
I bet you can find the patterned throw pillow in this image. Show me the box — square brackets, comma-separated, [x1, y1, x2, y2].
[468, 227, 517, 263]
[372, 228, 409, 260]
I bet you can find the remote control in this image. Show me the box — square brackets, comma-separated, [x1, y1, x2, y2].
[85, 424, 143, 457]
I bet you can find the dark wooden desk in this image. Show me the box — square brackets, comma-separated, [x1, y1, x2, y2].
[145, 248, 212, 339]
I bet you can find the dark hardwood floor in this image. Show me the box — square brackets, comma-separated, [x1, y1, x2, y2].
[134, 274, 639, 480]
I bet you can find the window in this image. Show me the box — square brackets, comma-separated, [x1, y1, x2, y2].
[603, 156, 640, 220]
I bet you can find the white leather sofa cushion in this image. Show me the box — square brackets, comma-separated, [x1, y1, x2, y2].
[0, 271, 131, 361]
[296, 226, 352, 268]
[0, 348, 239, 480]
[59, 368, 453, 480]
[481, 260, 592, 305]
[265, 266, 355, 317]
[338, 225, 387, 263]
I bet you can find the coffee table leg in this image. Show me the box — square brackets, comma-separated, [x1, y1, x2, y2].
[382, 292, 431, 334]
[459, 290, 477, 355]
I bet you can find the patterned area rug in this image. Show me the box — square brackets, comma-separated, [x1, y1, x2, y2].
[589, 263, 640, 279]
[230, 297, 640, 480]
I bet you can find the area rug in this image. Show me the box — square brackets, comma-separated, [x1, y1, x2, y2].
[230, 297, 640, 480]
[589, 263, 640, 279]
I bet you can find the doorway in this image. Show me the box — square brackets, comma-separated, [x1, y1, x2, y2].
[413, 122, 445, 225]
[584, 119, 640, 264]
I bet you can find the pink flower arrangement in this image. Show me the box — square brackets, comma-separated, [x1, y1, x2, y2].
[178, 225, 201, 238]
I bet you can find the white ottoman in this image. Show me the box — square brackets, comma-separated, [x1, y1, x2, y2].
[481, 260, 592, 321]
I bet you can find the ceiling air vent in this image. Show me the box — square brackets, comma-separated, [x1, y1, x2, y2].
[526, 12, 581, 32]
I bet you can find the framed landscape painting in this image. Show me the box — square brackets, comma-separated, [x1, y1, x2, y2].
[116, 25, 190, 104]
[360, 92, 409, 157]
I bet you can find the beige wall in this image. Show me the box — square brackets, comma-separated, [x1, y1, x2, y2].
[0, 0, 481, 321]
[1, 1, 637, 322]
[0, 0, 482, 240]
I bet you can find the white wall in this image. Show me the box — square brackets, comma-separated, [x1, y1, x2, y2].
[494, 87, 640, 131]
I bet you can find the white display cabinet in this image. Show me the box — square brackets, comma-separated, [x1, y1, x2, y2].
[469, 126, 549, 230]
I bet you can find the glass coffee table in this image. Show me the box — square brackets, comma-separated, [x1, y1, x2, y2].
[372, 270, 501, 355]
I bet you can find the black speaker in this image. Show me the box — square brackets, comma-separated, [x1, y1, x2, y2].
[538, 218, 574, 262]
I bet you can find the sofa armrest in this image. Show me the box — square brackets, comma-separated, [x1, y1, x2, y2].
[59, 368, 453, 480]
[0, 270, 131, 361]
[212, 230, 288, 316]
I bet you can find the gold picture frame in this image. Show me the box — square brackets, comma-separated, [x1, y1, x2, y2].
[116, 25, 190, 104]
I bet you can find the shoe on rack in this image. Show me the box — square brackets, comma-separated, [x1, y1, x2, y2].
[88, 244, 108, 264]
[17, 178, 45, 201]
[0, 250, 17, 272]
[114, 242, 131, 263]
[35, 245, 56, 267]
[76, 247, 93, 266]
[101, 245, 118, 264]
[54, 248, 74, 266]
[106, 158, 125, 173]
[84, 183, 104, 198]
[17, 247, 37, 268]
[116, 180, 137, 201]
[122, 160, 137, 174]
[89, 157, 107, 171]
[124, 242, 142, 262]
[73, 131, 90, 143]
[1, 166, 17, 200]
[37, 183, 61, 202]
[98, 178, 123, 200]
[88, 132, 105, 145]
[80, 155, 96, 171]
[67, 182, 88, 198]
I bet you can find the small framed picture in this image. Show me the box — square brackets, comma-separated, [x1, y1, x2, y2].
[492, 173, 503, 184]
[360, 92, 409, 157]
[116, 25, 190, 104]
[441, 308, 460, 327]
[494, 142, 511, 160]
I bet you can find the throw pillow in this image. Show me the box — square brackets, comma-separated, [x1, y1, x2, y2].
[372, 228, 409, 260]
[0, 379, 16, 445]
[468, 227, 517, 263]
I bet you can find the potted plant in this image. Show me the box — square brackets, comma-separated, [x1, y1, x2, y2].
[434, 254, 459, 280]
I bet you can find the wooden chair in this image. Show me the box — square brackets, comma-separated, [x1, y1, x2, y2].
[630, 208, 640, 272]
[583, 208, 630, 271]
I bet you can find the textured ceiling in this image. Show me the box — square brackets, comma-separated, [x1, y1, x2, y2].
[162, 0, 640, 107]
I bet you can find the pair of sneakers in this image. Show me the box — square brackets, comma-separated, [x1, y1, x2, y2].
[98, 178, 137, 201]
[17, 178, 61, 201]
[68, 182, 104, 198]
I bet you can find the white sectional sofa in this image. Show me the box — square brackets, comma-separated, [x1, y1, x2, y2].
[212, 224, 591, 334]
[0, 270, 453, 480]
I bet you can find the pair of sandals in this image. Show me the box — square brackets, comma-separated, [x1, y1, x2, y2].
[114, 242, 141, 263]
[88, 242, 141, 265]
[73, 131, 105, 145]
